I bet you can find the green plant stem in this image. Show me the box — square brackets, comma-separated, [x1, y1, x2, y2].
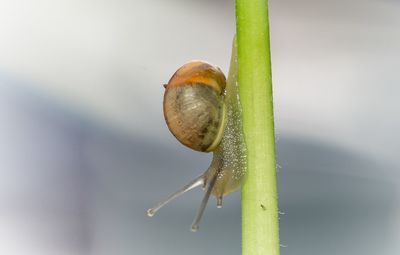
[236, 0, 280, 255]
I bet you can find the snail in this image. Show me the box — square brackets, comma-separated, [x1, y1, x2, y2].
[147, 38, 246, 232]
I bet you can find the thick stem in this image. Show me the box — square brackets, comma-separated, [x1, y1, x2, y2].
[235, 0, 280, 255]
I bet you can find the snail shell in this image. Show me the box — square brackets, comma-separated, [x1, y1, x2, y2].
[163, 61, 227, 152]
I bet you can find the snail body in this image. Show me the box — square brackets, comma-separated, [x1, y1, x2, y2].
[148, 39, 246, 231]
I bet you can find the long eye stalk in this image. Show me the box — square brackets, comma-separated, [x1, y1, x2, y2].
[147, 175, 205, 217]
[190, 172, 218, 232]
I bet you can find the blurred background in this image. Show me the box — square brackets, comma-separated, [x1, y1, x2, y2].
[0, 0, 399, 254]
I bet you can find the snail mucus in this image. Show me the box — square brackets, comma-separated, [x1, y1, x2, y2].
[147, 40, 246, 232]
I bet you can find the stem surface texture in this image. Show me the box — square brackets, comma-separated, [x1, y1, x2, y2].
[236, 0, 280, 254]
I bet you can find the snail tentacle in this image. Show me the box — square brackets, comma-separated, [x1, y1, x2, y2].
[190, 170, 218, 232]
[217, 196, 223, 208]
[147, 175, 205, 217]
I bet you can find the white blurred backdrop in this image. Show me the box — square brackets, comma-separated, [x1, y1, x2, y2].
[0, 0, 399, 254]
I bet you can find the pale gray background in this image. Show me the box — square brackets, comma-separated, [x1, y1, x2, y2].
[0, 0, 399, 254]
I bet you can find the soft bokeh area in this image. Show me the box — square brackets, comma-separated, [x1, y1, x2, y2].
[1, 0, 399, 254]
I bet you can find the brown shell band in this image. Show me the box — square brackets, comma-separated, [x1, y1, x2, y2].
[166, 61, 226, 94]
